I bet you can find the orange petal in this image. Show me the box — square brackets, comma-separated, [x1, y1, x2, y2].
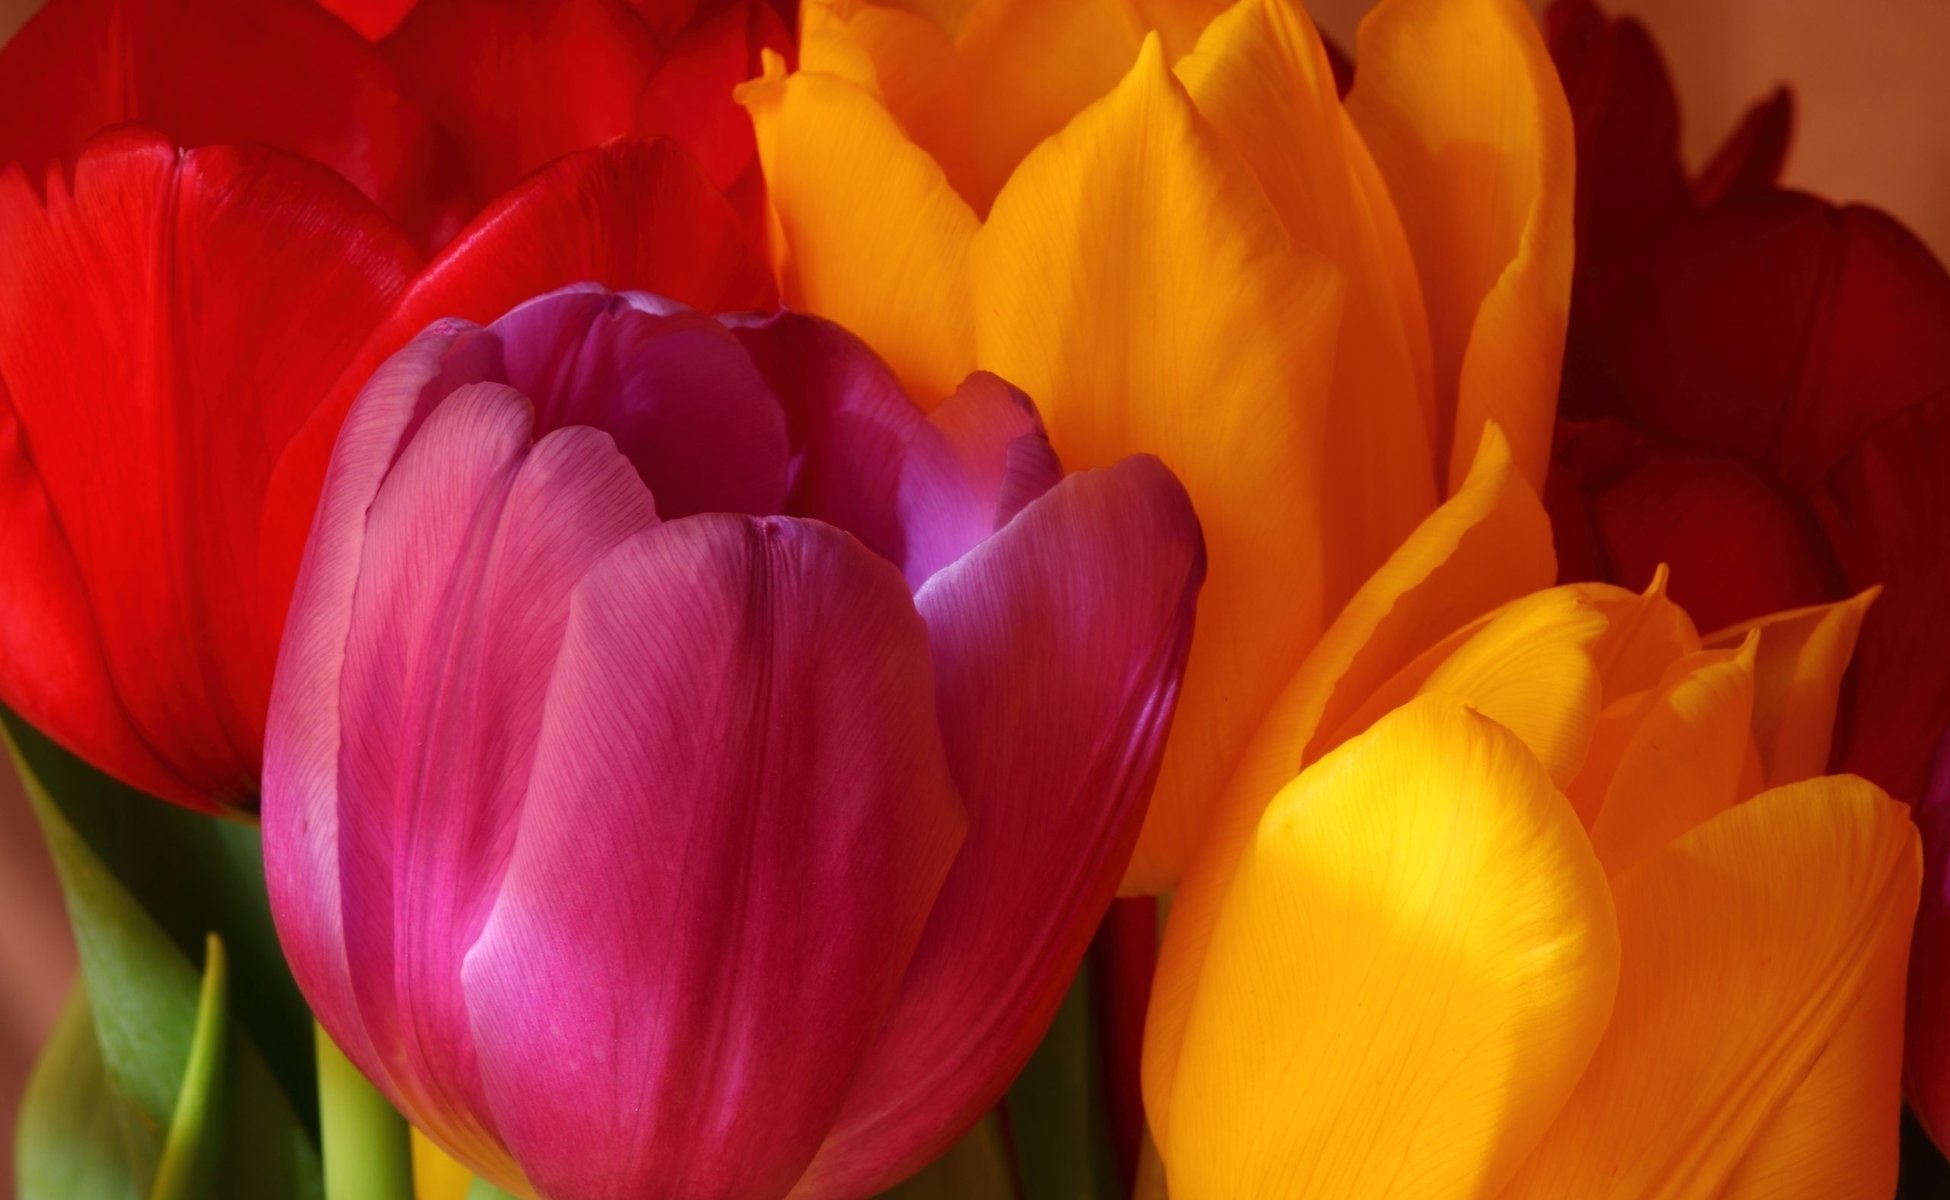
[1705, 589, 1878, 789]
[1503, 776, 1919, 1198]
[740, 50, 979, 404]
[1176, 0, 1438, 607]
[972, 34, 1344, 895]
[1583, 635, 1760, 875]
[1144, 424, 1553, 1141]
[1346, 0, 1574, 494]
[1163, 698, 1618, 1198]
[1574, 565, 1703, 701]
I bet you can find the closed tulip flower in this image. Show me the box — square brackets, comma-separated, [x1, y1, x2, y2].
[1145, 427, 1919, 1198]
[742, 0, 1575, 891]
[262, 285, 1205, 1200]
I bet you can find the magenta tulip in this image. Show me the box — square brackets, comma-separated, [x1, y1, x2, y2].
[261, 285, 1204, 1200]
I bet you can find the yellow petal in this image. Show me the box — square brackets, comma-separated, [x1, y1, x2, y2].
[1144, 425, 1553, 1141]
[740, 51, 979, 404]
[1325, 586, 1606, 787]
[955, 0, 1148, 210]
[1716, 938, 1905, 1200]
[1583, 635, 1760, 876]
[1163, 697, 1619, 1199]
[1176, 0, 1438, 609]
[412, 1127, 476, 1200]
[972, 34, 1345, 895]
[1705, 589, 1878, 789]
[1503, 776, 1919, 1199]
[1345, 0, 1574, 494]
[1574, 565, 1702, 701]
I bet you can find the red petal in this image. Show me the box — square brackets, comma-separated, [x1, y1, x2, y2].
[316, 0, 420, 40]
[0, 129, 418, 808]
[635, 0, 791, 191]
[1814, 393, 1950, 800]
[1585, 449, 1840, 634]
[1694, 86, 1795, 206]
[1905, 727, 1950, 1152]
[0, 0, 443, 234]
[1625, 196, 1950, 490]
[258, 137, 775, 635]
[383, 0, 662, 205]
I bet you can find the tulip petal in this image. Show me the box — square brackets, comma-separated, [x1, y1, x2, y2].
[1144, 425, 1554, 1142]
[1575, 567, 1702, 699]
[1704, 590, 1876, 789]
[897, 372, 1057, 586]
[1583, 637, 1759, 875]
[0, 130, 417, 808]
[635, 1, 793, 192]
[1163, 698, 1619, 1199]
[1693, 87, 1794, 207]
[461, 515, 963, 1200]
[430, 289, 790, 518]
[0, 0, 442, 232]
[332, 383, 664, 1174]
[1504, 776, 1919, 1198]
[1347, 0, 1575, 494]
[383, 0, 661, 204]
[973, 33, 1345, 893]
[1177, 0, 1439, 604]
[259, 137, 774, 634]
[742, 52, 981, 403]
[1815, 393, 1950, 801]
[793, 456, 1203, 1198]
[1326, 587, 1607, 788]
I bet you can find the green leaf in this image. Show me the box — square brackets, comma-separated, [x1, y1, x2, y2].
[16, 987, 141, 1200]
[0, 711, 316, 1127]
[9, 729, 323, 1199]
[149, 935, 229, 1200]
[877, 1112, 1019, 1199]
[1003, 969, 1120, 1200]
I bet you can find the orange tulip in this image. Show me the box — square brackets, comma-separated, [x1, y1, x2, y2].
[741, 0, 1575, 892]
[1144, 427, 1919, 1197]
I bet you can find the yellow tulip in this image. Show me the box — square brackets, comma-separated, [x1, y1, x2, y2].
[1144, 430, 1920, 1198]
[741, 0, 1574, 892]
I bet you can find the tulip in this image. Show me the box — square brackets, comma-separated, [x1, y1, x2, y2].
[262, 285, 1205, 1200]
[1144, 426, 1920, 1197]
[1910, 730, 1950, 1156]
[0, 0, 793, 246]
[0, 126, 772, 812]
[742, 0, 1576, 892]
[1541, 0, 1950, 804]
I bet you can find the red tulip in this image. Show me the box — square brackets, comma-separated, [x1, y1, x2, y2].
[1542, 0, 1950, 803]
[0, 0, 794, 247]
[0, 124, 772, 812]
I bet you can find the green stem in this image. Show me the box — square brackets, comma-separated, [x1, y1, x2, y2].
[316, 1022, 414, 1200]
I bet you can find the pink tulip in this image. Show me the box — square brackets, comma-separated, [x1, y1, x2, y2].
[262, 285, 1204, 1200]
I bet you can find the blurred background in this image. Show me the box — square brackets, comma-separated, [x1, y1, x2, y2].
[1, 0, 1947, 1190]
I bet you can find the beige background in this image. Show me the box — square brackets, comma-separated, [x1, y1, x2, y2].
[0, 0, 1947, 1190]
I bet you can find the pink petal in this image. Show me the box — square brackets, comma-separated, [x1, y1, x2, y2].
[897, 372, 1061, 588]
[796, 455, 1205, 1196]
[461, 514, 964, 1200]
[429, 288, 789, 517]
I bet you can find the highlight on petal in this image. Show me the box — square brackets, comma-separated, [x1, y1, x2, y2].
[896, 371, 1058, 586]
[1347, 0, 1575, 494]
[795, 456, 1203, 1198]
[1176, 0, 1439, 607]
[1504, 775, 1919, 1198]
[741, 50, 981, 404]
[1145, 424, 1554, 1141]
[0, 128, 418, 809]
[1162, 698, 1619, 1199]
[462, 515, 964, 1200]
[1704, 590, 1876, 788]
[972, 33, 1345, 894]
